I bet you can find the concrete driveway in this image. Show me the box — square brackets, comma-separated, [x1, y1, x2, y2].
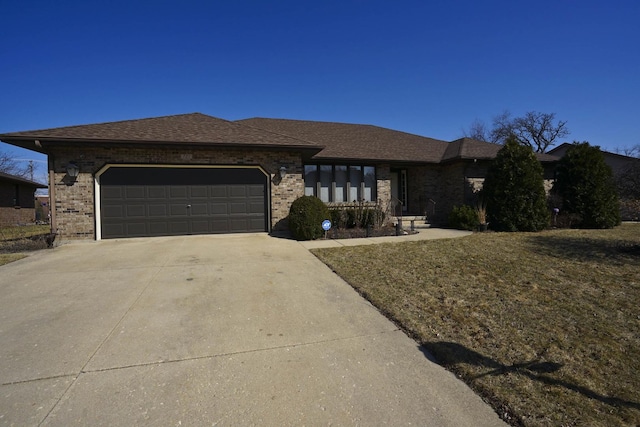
[0, 234, 504, 426]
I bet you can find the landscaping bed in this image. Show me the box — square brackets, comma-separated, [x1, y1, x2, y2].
[311, 224, 640, 426]
[0, 225, 52, 265]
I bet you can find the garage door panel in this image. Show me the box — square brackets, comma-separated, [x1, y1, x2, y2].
[248, 185, 264, 197]
[148, 187, 167, 199]
[229, 202, 250, 214]
[249, 202, 265, 214]
[210, 219, 230, 232]
[102, 187, 123, 199]
[228, 186, 247, 197]
[189, 186, 208, 198]
[189, 203, 208, 215]
[147, 204, 168, 217]
[210, 203, 228, 215]
[100, 167, 267, 238]
[169, 221, 189, 234]
[102, 223, 125, 237]
[126, 205, 146, 217]
[170, 204, 189, 216]
[126, 222, 148, 237]
[125, 186, 146, 199]
[249, 218, 266, 230]
[210, 186, 227, 197]
[102, 205, 124, 219]
[149, 222, 169, 235]
[170, 186, 188, 198]
[190, 220, 210, 233]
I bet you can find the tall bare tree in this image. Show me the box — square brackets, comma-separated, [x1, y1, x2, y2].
[506, 111, 569, 153]
[463, 111, 570, 152]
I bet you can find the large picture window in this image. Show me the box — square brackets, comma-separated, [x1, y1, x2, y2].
[303, 164, 377, 203]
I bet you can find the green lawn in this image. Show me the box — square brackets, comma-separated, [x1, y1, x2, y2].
[312, 224, 640, 427]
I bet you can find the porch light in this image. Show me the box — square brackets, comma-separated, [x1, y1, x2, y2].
[66, 162, 80, 178]
[279, 165, 287, 179]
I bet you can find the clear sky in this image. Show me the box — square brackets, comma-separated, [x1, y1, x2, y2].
[1, 0, 639, 184]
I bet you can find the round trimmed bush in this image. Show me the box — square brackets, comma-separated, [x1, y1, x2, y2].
[288, 196, 330, 240]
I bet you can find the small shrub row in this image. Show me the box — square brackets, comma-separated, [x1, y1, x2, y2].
[288, 197, 387, 240]
[328, 204, 385, 229]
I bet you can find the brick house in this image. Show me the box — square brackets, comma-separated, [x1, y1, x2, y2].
[0, 171, 47, 227]
[0, 113, 558, 241]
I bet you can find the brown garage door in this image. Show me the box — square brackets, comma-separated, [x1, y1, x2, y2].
[100, 166, 268, 239]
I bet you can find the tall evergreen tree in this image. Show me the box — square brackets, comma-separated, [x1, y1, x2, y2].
[552, 142, 620, 228]
[482, 137, 550, 231]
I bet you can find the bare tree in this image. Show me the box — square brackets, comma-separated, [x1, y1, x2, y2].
[464, 111, 570, 153]
[488, 111, 516, 144]
[0, 150, 28, 177]
[616, 144, 640, 158]
[503, 111, 569, 153]
[462, 118, 491, 142]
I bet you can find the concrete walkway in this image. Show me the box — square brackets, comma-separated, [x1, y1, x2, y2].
[300, 227, 472, 249]
[0, 231, 502, 426]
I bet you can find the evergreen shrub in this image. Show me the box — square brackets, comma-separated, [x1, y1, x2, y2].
[288, 196, 331, 240]
[482, 137, 550, 231]
[448, 205, 477, 231]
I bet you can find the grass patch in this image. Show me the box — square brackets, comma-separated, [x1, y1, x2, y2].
[312, 224, 640, 426]
[0, 225, 52, 265]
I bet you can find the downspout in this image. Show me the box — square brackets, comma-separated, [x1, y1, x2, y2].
[48, 152, 57, 236]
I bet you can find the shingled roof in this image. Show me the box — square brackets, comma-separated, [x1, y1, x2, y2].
[444, 137, 560, 162]
[238, 118, 450, 163]
[0, 171, 47, 188]
[1, 113, 561, 164]
[0, 113, 322, 153]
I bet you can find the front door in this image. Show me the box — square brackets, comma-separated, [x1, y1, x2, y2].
[390, 169, 408, 215]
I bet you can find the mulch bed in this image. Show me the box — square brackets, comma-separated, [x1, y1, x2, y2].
[326, 225, 416, 239]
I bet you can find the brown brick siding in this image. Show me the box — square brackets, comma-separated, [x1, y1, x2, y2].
[50, 145, 303, 240]
[0, 181, 39, 226]
[375, 164, 392, 216]
[0, 207, 37, 227]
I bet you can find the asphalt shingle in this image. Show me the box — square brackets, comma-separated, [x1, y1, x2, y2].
[238, 118, 451, 163]
[0, 113, 321, 151]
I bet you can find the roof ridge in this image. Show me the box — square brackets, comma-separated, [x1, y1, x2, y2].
[238, 117, 450, 144]
[237, 119, 325, 148]
[1, 112, 209, 135]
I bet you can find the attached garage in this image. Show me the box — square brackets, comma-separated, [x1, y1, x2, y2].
[97, 165, 269, 239]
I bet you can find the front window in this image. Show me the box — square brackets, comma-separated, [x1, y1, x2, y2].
[303, 164, 376, 202]
[335, 165, 348, 202]
[363, 166, 375, 202]
[319, 165, 332, 202]
[304, 165, 316, 196]
[349, 166, 361, 201]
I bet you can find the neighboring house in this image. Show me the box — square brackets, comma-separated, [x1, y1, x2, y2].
[0, 113, 558, 241]
[35, 195, 50, 223]
[0, 171, 47, 227]
[548, 143, 640, 179]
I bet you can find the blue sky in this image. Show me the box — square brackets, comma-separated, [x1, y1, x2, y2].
[1, 0, 639, 183]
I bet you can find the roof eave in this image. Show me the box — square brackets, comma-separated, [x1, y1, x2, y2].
[0, 136, 323, 154]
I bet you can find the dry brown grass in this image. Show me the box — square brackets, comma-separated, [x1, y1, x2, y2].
[0, 225, 51, 265]
[312, 224, 640, 426]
